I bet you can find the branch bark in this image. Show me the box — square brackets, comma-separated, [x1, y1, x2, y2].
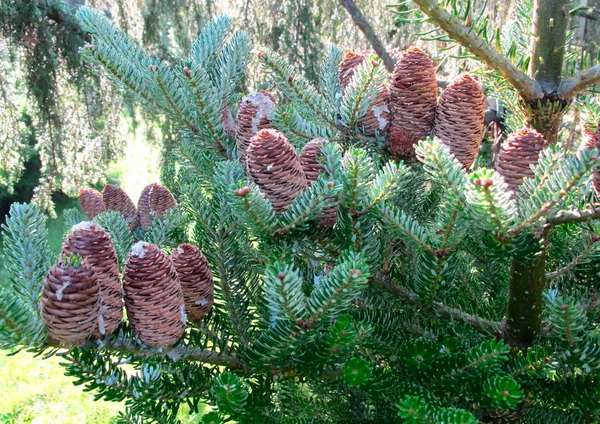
[559, 64, 600, 99]
[339, 0, 395, 73]
[546, 205, 600, 226]
[409, 0, 543, 101]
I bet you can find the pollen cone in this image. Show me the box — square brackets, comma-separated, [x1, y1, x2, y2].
[102, 184, 139, 230]
[61, 221, 122, 337]
[246, 129, 307, 214]
[170, 243, 214, 321]
[123, 242, 186, 347]
[41, 254, 100, 347]
[299, 139, 337, 227]
[389, 47, 438, 158]
[495, 128, 546, 193]
[236, 91, 277, 168]
[79, 188, 105, 220]
[434, 74, 486, 168]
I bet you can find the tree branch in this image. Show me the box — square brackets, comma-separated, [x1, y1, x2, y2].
[559, 64, 600, 100]
[546, 205, 600, 226]
[571, 6, 600, 21]
[410, 0, 543, 101]
[339, 0, 395, 73]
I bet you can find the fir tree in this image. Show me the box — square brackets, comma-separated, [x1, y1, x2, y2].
[2, 2, 600, 423]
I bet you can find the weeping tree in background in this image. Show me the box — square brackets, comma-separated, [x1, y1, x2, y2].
[3, 1, 600, 423]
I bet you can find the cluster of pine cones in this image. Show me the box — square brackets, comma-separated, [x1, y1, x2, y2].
[41, 184, 214, 348]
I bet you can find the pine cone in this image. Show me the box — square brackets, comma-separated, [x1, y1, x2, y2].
[389, 47, 438, 158]
[495, 128, 546, 193]
[222, 107, 236, 136]
[434, 74, 486, 169]
[41, 254, 100, 347]
[299, 139, 337, 227]
[578, 122, 600, 197]
[339, 51, 366, 90]
[170, 243, 214, 321]
[236, 91, 277, 168]
[61, 222, 122, 337]
[79, 188, 105, 220]
[123, 242, 186, 347]
[138, 183, 177, 230]
[247, 129, 307, 214]
[103, 184, 139, 230]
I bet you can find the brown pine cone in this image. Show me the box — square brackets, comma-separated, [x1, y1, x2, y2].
[61, 221, 122, 337]
[339, 51, 366, 91]
[41, 254, 100, 347]
[103, 184, 139, 230]
[247, 129, 307, 214]
[495, 128, 547, 193]
[79, 188, 105, 220]
[360, 86, 391, 135]
[389, 47, 438, 158]
[235, 91, 277, 168]
[434, 74, 486, 169]
[299, 139, 338, 227]
[138, 183, 177, 230]
[170, 243, 214, 321]
[123, 242, 186, 347]
[578, 122, 600, 197]
[222, 107, 236, 136]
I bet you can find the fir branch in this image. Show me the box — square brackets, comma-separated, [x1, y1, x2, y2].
[559, 64, 600, 100]
[545, 235, 598, 280]
[547, 206, 600, 226]
[409, 0, 542, 101]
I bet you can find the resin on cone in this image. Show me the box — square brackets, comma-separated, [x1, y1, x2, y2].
[578, 122, 600, 197]
[246, 129, 307, 214]
[123, 242, 186, 347]
[235, 91, 277, 168]
[138, 183, 177, 230]
[103, 184, 139, 230]
[299, 139, 338, 227]
[495, 128, 547, 193]
[434, 74, 486, 169]
[41, 254, 100, 347]
[61, 221, 122, 337]
[389, 47, 438, 157]
[170, 243, 214, 321]
[79, 188, 105, 220]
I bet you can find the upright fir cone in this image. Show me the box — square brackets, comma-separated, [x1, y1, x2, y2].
[41, 254, 100, 347]
[495, 128, 546, 193]
[247, 129, 307, 214]
[79, 188, 105, 220]
[434, 74, 486, 169]
[103, 184, 139, 230]
[222, 107, 236, 136]
[123, 242, 186, 347]
[170, 243, 214, 321]
[339, 51, 390, 135]
[389, 47, 438, 158]
[299, 139, 338, 227]
[578, 122, 600, 197]
[138, 183, 177, 230]
[235, 91, 277, 168]
[61, 222, 122, 337]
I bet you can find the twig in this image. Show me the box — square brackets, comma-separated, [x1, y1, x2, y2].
[546, 205, 600, 227]
[571, 6, 600, 21]
[410, 0, 542, 101]
[546, 235, 597, 280]
[339, 0, 395, 73]
[559, 64, 600, 100]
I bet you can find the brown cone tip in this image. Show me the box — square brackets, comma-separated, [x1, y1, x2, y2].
[389, 46, 438, 155]
[138, 183, 177, 231]
[495, 128, 547, 193]
[299, 139, 338, 227]
[61, 221, 122, 337]
[102, 184, 139, 230]
[339, 51, 366, 90]
[170, 243, 214, 321]
[236, 91, 277, 168]
[247, 129, 307, 214]
[123, 242, 186, 347]
[434, 74, 486, 169]
[79, 188, 105, 220]
[41, 255, 100, 347]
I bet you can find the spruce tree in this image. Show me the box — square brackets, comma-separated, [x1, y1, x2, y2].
[2, 2, 600, 422]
